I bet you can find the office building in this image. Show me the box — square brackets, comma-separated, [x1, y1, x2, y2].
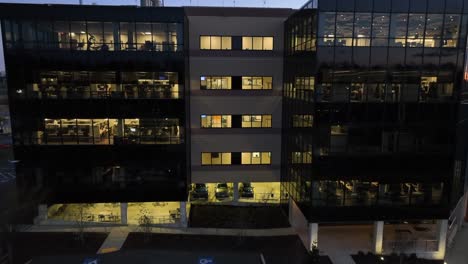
[0, 4, 189, 225]
[186, 7, 292, 204]
[0, 0, 467, 259]
[283, 0, 468, 259]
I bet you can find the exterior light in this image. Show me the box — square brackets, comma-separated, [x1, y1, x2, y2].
[80, 31, 86, 34]
[380, 257, 385, 261]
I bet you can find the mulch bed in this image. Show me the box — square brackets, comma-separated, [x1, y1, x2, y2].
[8, 232, 107, 264]
[352, 254, 444, 264]
[124, 233, 332, 264]
[189, 204, 290, 228]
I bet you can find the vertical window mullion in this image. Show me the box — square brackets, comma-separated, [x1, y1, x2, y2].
[107, 118, 111, 144]
[91, 119, 95, 144]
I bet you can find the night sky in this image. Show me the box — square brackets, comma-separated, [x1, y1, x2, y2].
[0, 0, 304, 71]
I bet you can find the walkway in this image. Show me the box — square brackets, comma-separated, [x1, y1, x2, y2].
[26, 224, 296, 237]
[97, 227, 130, 254]
[445, 223, 468, 264]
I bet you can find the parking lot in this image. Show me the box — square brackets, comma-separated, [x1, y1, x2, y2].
[0, 167, 15, 184]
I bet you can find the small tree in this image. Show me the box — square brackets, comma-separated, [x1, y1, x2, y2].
[138, 208, 153, 243]
[310, 240, 320, 264]
[74, 204, 92, 246]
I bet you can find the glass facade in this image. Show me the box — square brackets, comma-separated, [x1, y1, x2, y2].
[1, 5, 188, 206]
[2, 20, 183, 51]
[17, 118, 183, 145]
[317, 12, 462, 48]
[282, 0, 466, 221]
[22, 71, 181, 99]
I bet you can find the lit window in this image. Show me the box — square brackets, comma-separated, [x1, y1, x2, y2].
[222, 36, 232, 50]
[242, 37, 253, 50]
[200, 36, 211, 49]
[199, 36, 232, 50]
[211, 36, 221, 49]
[200, 76, 232, 90]
[201, 115, 232, 128]
[253, 37, 263, 50]
[242, 36, 274, 50]
[241, 115, 272, 128]
[242, 76, 273, 90]
[241, 152, 271, 165]
[263, 37, 273, 50]
[201, 152, 231, 165]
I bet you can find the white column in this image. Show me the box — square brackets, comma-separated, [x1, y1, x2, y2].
[120, 202, 127, 225]
[308, 223, 319, 251]
[288, 197, 294, 225]
[233, 182, 239, 202]
[436, 219, 448, 259]
[373, 221, 384, 254]
[38, 204, 48, 222]
[180, 202, 188, 227]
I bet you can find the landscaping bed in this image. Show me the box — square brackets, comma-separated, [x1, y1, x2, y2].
[189, 204, 290, 228]
[352, 253, 444, 264]
[7, 232, 107, 264]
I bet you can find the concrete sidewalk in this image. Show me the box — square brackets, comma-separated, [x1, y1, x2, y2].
[445, 223, 468, 264]
[97, 227, 130, 254]
[25, 224, 296, 237]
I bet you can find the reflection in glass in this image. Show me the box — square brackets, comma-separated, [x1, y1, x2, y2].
[37, 118, 182, 145]
[407, 14, 425, 47]
[354, 13, 371, 46]
[336, 13, 354, 46]
[389, 13, 408, 47]
[443, 14, 460, 47]
[318, 12, 336, 46]
[424, 14, 443, 47]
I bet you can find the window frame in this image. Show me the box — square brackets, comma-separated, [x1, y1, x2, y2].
[201, 152, 232, 165]
[241, 76, 274, 90]
[200, 76, 232, 90]
[241, 36, 274, 50]
[199, 35, 232, 50]
[241, 151, 272, 165]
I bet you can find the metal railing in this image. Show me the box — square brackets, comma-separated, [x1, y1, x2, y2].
[25, 134, 183, 145]
[383, 240, 438, 254]
[24, 89, 183, 100]
[49, 213, 121, 223]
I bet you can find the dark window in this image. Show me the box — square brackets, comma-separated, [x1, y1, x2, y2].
[392, 0, 410, 12]
[410, 0, 427, 12]
[355, 0, 373, 12]
[319, 0, 336, 11]
[446, 0, 464, 13]
[427, 0, 446, 13]
[373, 0, 391, 12]
[336, 0, 355, 11]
